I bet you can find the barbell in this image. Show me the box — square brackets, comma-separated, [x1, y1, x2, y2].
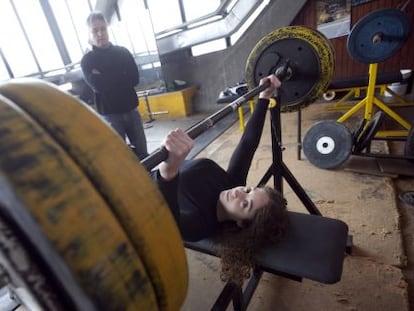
[143, 25, 335, 170]
[0, 25, 334, 309]
[347, 8, 410, 64]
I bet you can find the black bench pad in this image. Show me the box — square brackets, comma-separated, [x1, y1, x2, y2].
[185, 211, 349, 284]
[328, 71, 403, 90]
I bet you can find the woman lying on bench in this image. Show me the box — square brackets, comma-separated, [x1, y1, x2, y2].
[151, 74, 288, 285]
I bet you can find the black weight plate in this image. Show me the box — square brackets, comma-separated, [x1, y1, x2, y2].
[246, 26, 334, 112]
[352, 118, 367, 146]
[347, 8, 410, 64]
[250, 38, 317, 104]
[354, 111, 384, 153]
[303, 120, 353, 169]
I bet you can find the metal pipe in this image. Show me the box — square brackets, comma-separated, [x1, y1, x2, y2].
[141, 80, 270, 171]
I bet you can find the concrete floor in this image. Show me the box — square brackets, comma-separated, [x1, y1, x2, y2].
[143, 98, 413, 311]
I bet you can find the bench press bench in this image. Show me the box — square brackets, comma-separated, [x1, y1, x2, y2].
[185, 211, 349, 310]
[324, 70, 406, 107]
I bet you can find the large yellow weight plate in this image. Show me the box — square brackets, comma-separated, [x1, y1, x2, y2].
[245, 25, 335, 112]
[0, 95, 158, 310]
[0, 79, 188, 310]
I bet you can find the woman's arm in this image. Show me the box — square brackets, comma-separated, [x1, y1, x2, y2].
[151, 129, 193, 222]
[226, 74, 281, 184]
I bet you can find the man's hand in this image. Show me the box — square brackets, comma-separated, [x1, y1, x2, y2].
[92, 68, 101, 74]
[159, 129, 194, 181]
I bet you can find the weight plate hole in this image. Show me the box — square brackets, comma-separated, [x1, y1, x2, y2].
[316, 136, 335, 154]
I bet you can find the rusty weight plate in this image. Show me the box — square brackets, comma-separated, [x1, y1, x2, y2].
[246, 26, 335, 112]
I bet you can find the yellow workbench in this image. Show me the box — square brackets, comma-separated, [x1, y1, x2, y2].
[137, 86, 198, 120]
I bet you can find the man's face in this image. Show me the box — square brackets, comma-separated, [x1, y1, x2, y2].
[89, 19, 110, 48]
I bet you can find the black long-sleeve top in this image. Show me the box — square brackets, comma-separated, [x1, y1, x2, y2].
[81, 44, 139, 115]
[153, 98, 270, 241]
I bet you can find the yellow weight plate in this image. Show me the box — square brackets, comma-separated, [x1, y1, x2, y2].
[0, 95, 158, 310]
[245, 25, 335, 112]
[0, 79, 188, 310]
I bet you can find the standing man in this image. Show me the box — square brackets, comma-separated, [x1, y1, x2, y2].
[81, 11, 148, 160]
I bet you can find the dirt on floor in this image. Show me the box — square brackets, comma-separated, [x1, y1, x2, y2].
[181, 101, 412, 311]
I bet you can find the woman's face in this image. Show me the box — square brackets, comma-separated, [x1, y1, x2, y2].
[219, 186, 269, 225]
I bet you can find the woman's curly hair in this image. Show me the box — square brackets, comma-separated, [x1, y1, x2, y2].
[216, 186, 289, 286]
